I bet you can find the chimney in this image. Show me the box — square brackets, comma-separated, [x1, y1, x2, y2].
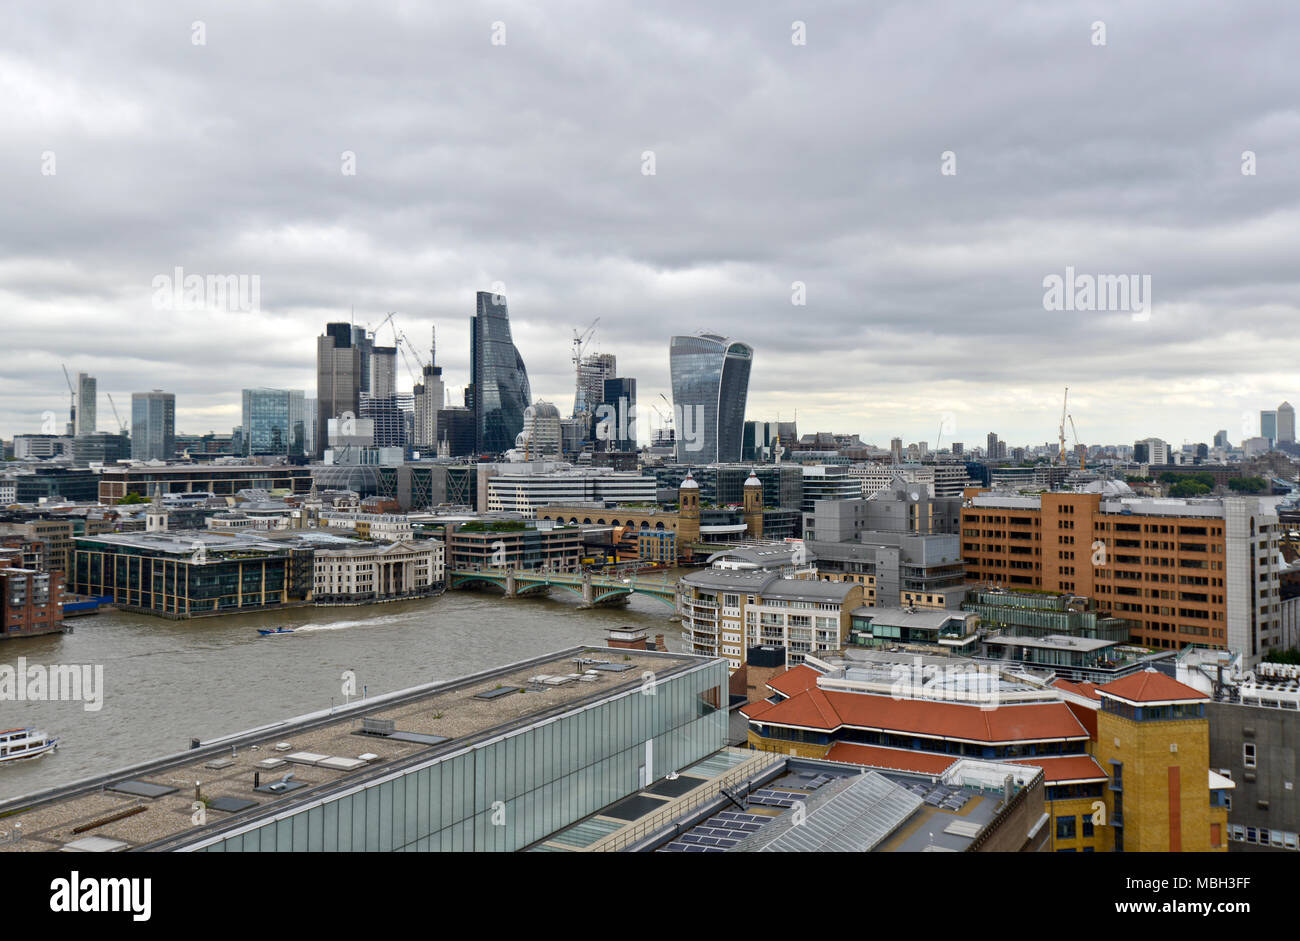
[655, 634, 665, 651]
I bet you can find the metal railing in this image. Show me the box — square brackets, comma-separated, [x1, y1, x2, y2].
[585, 750, 782, 853]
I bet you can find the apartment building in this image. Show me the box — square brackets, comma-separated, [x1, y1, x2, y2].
[961, 489, 1294, 663]
[0, 550, 64, 640]
[0, 517, 75, 575]
[677, 568, 863, 672]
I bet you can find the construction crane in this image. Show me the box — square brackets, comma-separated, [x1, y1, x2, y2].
[60, 364, 76, 433]
[1069, 415, 1084, 470]
[571, 318, 599, 369]
[106, 392, 128, 435]
[1057, 387, 1069, 466]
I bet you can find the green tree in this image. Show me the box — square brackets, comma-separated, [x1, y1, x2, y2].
[118, 492, 146, 505]
[1228, 477, 1267, 493]
[1169, 479, 1211, 498]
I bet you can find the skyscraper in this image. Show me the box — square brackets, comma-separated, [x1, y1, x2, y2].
[598, 377, 637, 451]
[986, 432, 999, 459]
[413, 327, 445, 454]
[573, 353, 616, 421]
[1277, 402, 1295, 444]
[316, 323, 369, 459]
[469, 291, 531, 455]
[75, 373, 96, 436]
[669, 333, 752, 463]
[131, 391, 175, 461]
[241, 388, 306, 456]
[1261, 410, 1278, 445]
[370, 345, 397, 398]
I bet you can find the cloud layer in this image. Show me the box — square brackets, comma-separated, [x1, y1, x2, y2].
[2, 0, 1298, 449]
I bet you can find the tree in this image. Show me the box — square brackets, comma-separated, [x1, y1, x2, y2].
[118, 492, 146, 505]
[1229, 477, 1267, 493]
[1169, 479, 1211, 498]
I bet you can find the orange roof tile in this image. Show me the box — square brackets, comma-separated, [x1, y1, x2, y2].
[1051, 678, 1102, 702]
[746, 688, 1089, 744]
[766, 663, 822, 697]
[823, 742, 957, 775]
[740, 698, 778, 720]
[1008, 755, 1109, 784]
[1096, 669, 1208, 705]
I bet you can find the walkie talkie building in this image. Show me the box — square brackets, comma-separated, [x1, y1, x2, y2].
[470, 291, 532, 456]
[669, 333, 753, 463]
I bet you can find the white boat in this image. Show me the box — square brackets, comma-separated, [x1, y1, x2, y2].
[0, 728, 59, 763]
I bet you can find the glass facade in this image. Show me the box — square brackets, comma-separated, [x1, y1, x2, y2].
[130, 391, 175, 461]
[194, 659, 728, 852]
[242, 388, 306, 457]
[669, 334, 752, 463]
[471, 292, 532, 455]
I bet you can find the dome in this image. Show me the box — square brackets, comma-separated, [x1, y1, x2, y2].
[679, 471, 699, 490]
[524, 400, 560, 420]
[1082, 478, 1134, 496]
[744, 469, 762, 487]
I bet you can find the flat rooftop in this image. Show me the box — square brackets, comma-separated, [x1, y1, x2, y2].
[0, 646, 708, 853]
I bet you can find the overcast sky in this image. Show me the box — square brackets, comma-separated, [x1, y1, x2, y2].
[2, 0, 1298, 450]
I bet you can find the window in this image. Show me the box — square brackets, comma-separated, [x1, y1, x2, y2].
[1082, 817, 1094, 838]
[1244, 743, 1257, 769]
[1056, 815, 1076, 839]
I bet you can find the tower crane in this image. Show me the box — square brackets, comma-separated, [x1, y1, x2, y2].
[106, 392, 128, 435]
[571, 318, 599, 369]
[1057, 386, 1069, 466]
[61, 364, 76, 432]
[1069, 415, 1084, 470]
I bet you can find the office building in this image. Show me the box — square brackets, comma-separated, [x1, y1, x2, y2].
[470, 291, 532, 456]
[437, 407, 476, 458]
[312, 540, 444, 604]
[573, 352, 616, 422]
[1261, 410, 1278, 445]
[241, 388, 306, 457]
[487, 468, 656, 517]
[444, 522, 584, 572]
[73, 532, 315, 617]
[412, 328, 445, 454]
[1213, 429, 1229, 450]
[316, 322, 370, 459]
[71, 432, 131, 465]
[13, 435, 70, 460]
[961, 489, 1296, 663]
[598, 378, 637, 451]
[75, 372, 96, 436]
[370, 345, 397, 397]
[359, 392, 413, 449]
[799, 465, 861, 512]
[1277, 402, 1295, 444]
[98, 464, 315, 502]
[130, 391, 175, 461]
[851, 463, 973, 500]
[516, 401, 562, 458]
[669, 333, 752, 463]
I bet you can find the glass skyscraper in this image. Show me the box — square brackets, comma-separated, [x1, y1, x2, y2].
[470, 291, 531, 455]
[242, 388, 306, 457]
[130, 390, 176, 461]
[669, 333, 752, 463]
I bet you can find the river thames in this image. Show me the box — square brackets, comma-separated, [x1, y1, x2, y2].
[0, 584, 685, 802]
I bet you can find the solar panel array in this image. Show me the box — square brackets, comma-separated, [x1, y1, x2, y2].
[899, 780, 970, 812]
[748, 788, 806, 808]
[658, 810, 769, 852]
[759, 772, 924, 853]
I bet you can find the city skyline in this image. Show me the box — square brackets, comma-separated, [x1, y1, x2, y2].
[4, 3, 1299, 446]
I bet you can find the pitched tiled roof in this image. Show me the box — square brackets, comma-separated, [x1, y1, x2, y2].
[1096, 669, 1208, 705]
[746, 687, 1088, 744]
[823, 742, 958, 775]
[1051, 678, 1102, 702]
[766, 664, 823, 697]
[1008, 754, 1109, 784]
